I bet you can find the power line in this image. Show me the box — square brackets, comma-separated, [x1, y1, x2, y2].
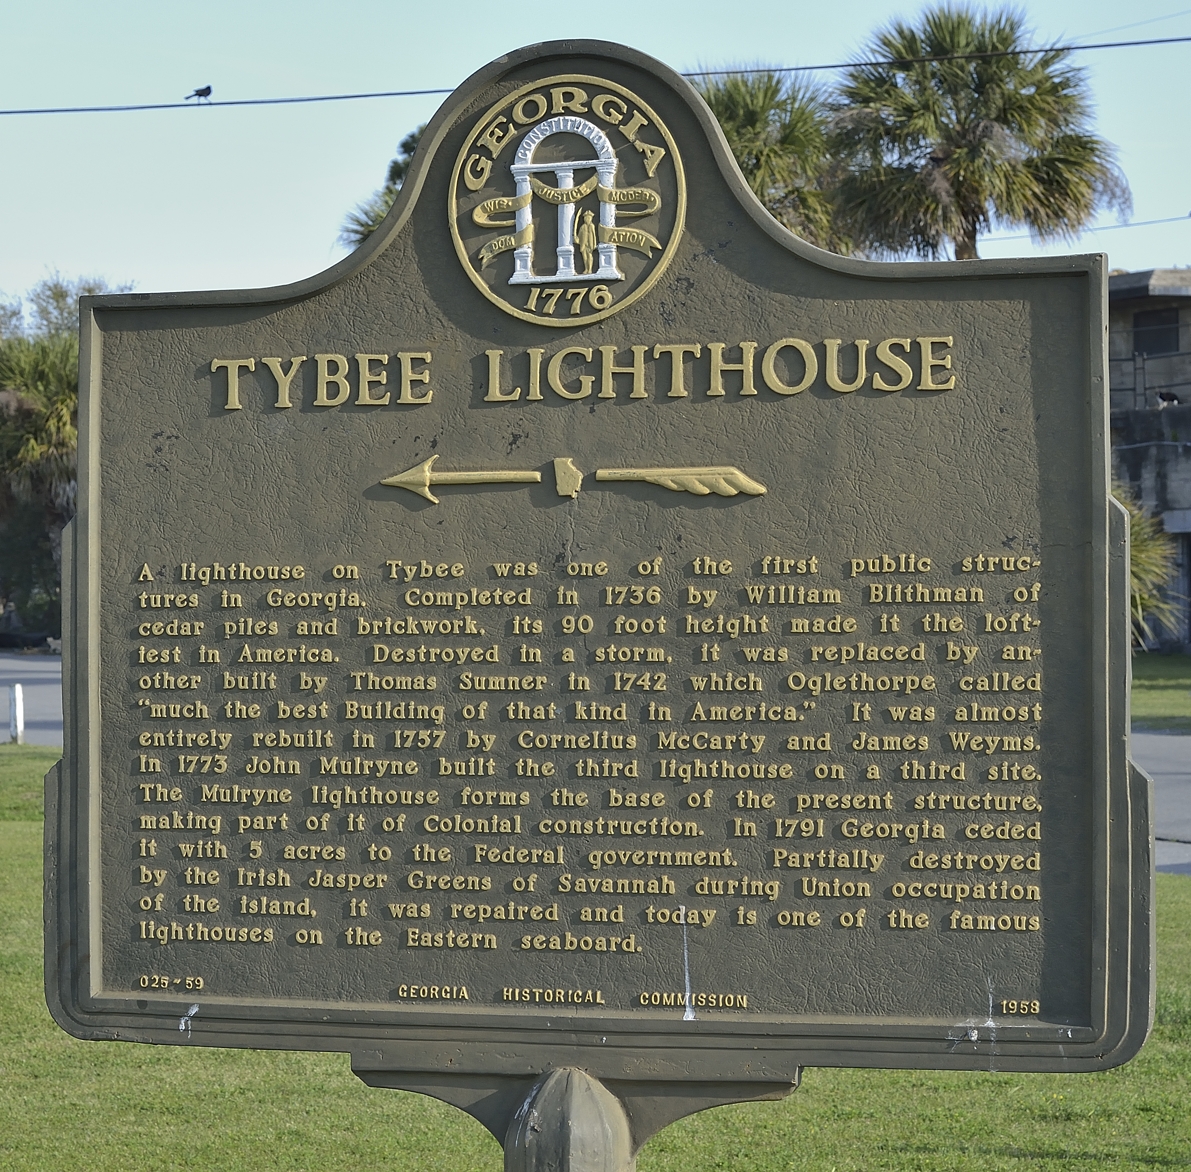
[0, 86, 456, 117]
[986, 213, 1191, 243]
[690, 34, 1191, 77]
[1073, 8, 1191, 42]
[0, 33, 1189, 118]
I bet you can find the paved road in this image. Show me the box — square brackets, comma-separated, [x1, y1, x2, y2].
[3, 657, 1187, 872]
[1134, 732, 1191, 875]
[0, 652, 63, 748]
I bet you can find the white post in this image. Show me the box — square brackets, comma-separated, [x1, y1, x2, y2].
[9, 683, 24, 744]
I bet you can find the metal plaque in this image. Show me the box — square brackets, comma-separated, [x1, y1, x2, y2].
[47, 40, 1152, 1091]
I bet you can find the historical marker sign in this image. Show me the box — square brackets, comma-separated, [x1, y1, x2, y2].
[47, 39, 1151, 1122]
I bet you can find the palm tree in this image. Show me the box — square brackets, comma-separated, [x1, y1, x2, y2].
[0, 330, 78, 636]
[695, 72, 848, 252]
[1112, 476, 1181, 648]
[0, 331, 79, 567]
[0, 276, 126, 636]
[340, 125, 425, 248]
[830, 6, 1130, 259]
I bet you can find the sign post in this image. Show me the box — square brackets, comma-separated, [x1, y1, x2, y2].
[10, 682, 24, 744]
[46, 40, 1152, 1170]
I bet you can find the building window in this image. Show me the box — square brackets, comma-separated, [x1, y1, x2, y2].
[1133, 308, 1180, 356]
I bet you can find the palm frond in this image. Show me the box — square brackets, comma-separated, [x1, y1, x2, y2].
[0, 332, 79, 522]
[1112, 476, 1181, 647]
[694, 71, 852, 253]
[339, 185, 398, 249]
[339, 124, 426, 250]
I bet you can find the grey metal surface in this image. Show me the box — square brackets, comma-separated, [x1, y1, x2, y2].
[29, 661, 1191, 863]
[504, 1069, 633, 1172]
[45, 38, 1149, 1080]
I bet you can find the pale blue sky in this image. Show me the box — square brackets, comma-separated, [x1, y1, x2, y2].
[1, 0, 1188, 300]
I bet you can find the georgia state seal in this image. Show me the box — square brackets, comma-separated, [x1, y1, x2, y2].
[450, 75, 685, 327]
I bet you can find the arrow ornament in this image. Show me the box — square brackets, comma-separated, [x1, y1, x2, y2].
[380, 457, 764, 503]
[380, 455, 541, 504]
[594, 466, 766, 497]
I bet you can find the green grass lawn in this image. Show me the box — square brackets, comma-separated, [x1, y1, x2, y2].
[0, 744, 61, 820]
[1132, 653, 1191, 734]
[0, 745, 1188, 1169]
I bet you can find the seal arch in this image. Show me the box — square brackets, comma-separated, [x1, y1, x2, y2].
[509, 116, 621, 283]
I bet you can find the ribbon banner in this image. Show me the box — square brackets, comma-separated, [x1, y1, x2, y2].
[478, 225, 533, 269]
[474, 190, 534, 268]
[529, 174, 599, 204]
[596, 184, 661, 217]
[472, 173, 664, 268]
[473, 190, 532, 230]
[598, 224, 662, 257]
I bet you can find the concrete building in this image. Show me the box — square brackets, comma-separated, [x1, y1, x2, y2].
[1109, 269, 1191, 649]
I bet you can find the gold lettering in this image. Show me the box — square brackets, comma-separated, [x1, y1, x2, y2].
[526, 348, 544, 400]
[211, 358, 255, 411]
[761, 338, 816, 395]
[632, 139, 666, 177]
[397, 352, 433, 403]
[240, 336, 961, 411]
[548, 347, 594, 399]
[463, 153, 492, 191]
[591, 93, 627, 125]
[917, 336, 956, 390]
[550, 87, 589, 115]
[652, 343, 701, 398]
[356, 354, 390, 406]
[599, 345, 648, 399]
[512, 94, 548, 124]
[707, 342, 757, 397]
[478, 116, 514, 158]
[824, 339, 869, 393]
[872, 338, 913, 392]
[260, 356, 307, 409]
[620, 110, 648, 142]
[314, 354, 351, 407]
[484, 349, 519, 402]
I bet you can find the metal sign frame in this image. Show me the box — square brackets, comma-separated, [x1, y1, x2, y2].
[47, 41, 1152, 1105]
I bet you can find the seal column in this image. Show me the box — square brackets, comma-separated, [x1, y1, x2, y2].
[509, 165, 535, 282]
[594, 159, 621, 280]
[552, 168, 579, 280]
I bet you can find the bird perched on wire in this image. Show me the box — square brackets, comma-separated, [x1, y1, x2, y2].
[185, 86, 212, 103]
